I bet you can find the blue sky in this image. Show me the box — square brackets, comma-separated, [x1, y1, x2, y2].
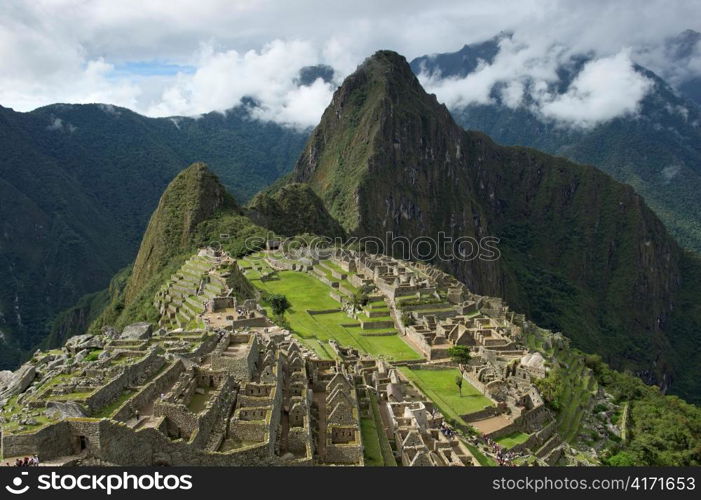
[113, 61, 196, 77]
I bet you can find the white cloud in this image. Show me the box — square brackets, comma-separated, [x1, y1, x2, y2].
[0, 0, 697, 128]
[419, 36, 566, 108]
[145, 40, 337, 128]
[662, 164, 681, 183]
[420, 38, 654, 128]
[539, 50, 653, 126]
[46, 117, 64, 131]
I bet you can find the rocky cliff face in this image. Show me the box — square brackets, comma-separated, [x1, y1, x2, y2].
[292, 50, 690, 392]
[124, 162, 239, 304]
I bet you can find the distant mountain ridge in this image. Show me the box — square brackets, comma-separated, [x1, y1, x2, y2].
[0, 103, 307, 367]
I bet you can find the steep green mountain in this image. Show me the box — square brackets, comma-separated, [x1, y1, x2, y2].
[124, 162, 240, 304]
[290, 50, 701, 402]
[247, 183, 346, 238]
[0, 103, 306, 368]
[95, 163, 271, 332]
[410, 38, 701, 252]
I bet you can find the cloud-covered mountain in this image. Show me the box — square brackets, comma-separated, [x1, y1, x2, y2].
[638, 29, 701, 106]
[411, 33, 701, 251]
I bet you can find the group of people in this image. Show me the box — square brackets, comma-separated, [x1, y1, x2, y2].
[481, 436, 521, 466]
[439, 422, 456, 439]
[7, 455, 39, 467]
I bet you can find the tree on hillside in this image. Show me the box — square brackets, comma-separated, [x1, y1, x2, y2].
[448, 345, 472, 365]
[263, 293, 291, 317]
[350, 290, 369, 312]
[455, 375, 463, 396]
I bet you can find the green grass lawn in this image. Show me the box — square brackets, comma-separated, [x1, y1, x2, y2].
[188, 389, 214, 413]
[320, 259, 351, 276]
[360, 391, 397, 466]
[495, 431, 530, 449]
[315, 264, 359, 296]
[252, 271, 421, 361]
[360, 417, 384, 466]
[553, 351, 597, 443]
[398, 368, 492, 424]
[1, 414, 55, 435]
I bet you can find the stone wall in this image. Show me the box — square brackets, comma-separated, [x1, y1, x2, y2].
[154, 401, 198, 439]
[112, 361, 185, 421]
[360, 319, 395, 330]
[461, 407, 500, 423]
[461, 368, 488, 394]
[85, 349, 165, 414]
[403, 328, 432, 357]
[519, 404, 551, 432]
[287, 413, 312, 456]
[230, 317, 271, 329]
[312, 270, 339, 289]
[348, 274, 368, 289]
[484, 421, 518, 439]
[211, 334, 260, 381]
[189, 375, 238, 450]
[2, 420, 75, 460]
[41, 418, 311, 466]
[324, 440, 362, 464]
[307, 309, 342, 315]
[188, 333, 220, 359]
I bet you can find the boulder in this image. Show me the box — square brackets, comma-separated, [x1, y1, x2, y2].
[65, 334, 104, 354]
[0, 363, 36, 400]
[45, 401, 87, 419]
[47, 356, 67, 371]
[120, 322, 154, 340]
[102, 325, 120, 339]
[0, 370, 13, 390]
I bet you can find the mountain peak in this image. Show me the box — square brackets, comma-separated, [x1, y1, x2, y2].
[291, 48, 456, 231]
[361, 50, 414, 74]
[124, 162, 238, 304]
[355, 50, 428, 99]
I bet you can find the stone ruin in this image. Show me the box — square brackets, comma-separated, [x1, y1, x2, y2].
[0, 247, 580, 466]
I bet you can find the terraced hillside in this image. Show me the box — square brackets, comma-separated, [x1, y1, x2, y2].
[553, 349, 599, 443]
[154, 253, 228, 330]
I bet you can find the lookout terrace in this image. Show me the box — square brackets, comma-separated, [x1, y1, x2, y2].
[0, 247, 623, 466]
